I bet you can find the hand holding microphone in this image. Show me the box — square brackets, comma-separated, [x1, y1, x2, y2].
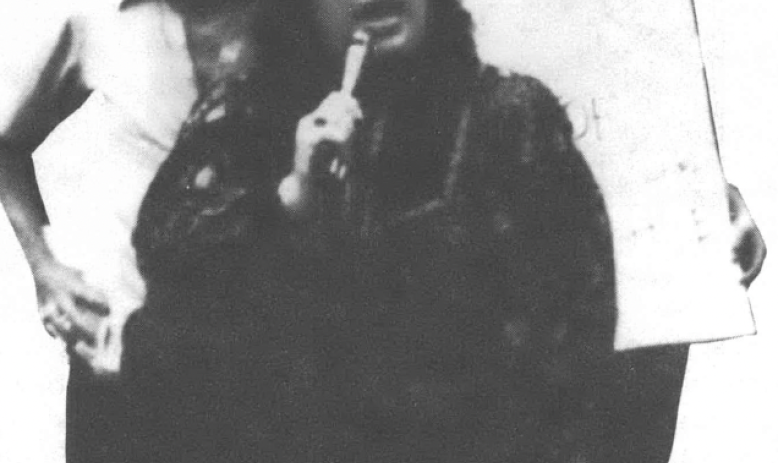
[278, 30, 371, 219]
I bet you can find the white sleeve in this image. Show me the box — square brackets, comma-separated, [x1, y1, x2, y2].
[94, 1, 198, 150]
[0, 3, 84, 144]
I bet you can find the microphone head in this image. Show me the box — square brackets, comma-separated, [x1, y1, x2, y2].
[341, 30, 372, 95]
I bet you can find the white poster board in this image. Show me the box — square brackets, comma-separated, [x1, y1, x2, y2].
[466, 0, 755, 350]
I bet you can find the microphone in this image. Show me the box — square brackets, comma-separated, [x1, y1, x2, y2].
[279, 30, 372, 220]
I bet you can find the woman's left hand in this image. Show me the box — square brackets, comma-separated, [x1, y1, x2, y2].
[728, 184, 766, 288]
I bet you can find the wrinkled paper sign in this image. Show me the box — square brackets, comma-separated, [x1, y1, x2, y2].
[468, 0, 755, 349]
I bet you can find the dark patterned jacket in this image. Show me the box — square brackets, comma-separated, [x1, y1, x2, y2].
[67, 66, 683, 463]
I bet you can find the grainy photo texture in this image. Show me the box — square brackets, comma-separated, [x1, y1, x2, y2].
[0, 0, 769, 462]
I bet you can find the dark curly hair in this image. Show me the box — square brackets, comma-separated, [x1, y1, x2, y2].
[119, 0, 480, 119]
[263, 0, 480, 106]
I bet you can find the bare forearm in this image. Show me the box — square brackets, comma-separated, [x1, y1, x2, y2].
[0, 143, 53, 269]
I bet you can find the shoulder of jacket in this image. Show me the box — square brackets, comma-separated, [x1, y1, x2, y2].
[463, 65, 577, 169]
[474, 65, 566, 119]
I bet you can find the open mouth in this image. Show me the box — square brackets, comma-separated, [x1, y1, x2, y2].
[352, 0, 408, 27]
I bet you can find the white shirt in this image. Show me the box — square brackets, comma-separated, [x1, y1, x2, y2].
[1, 2, 196, 460]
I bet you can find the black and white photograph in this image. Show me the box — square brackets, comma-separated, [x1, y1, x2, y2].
[0, 0, 775, 462]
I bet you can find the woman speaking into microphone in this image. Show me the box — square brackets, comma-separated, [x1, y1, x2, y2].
[40, 0, 762, 462]
[124, 0, 626, 461]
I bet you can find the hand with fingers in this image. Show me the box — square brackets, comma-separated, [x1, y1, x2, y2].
[33, 257, 113, 369]
[278, 91, 364, 219]
[278, 30, 370, 219]
[727, 184, 766, 288]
